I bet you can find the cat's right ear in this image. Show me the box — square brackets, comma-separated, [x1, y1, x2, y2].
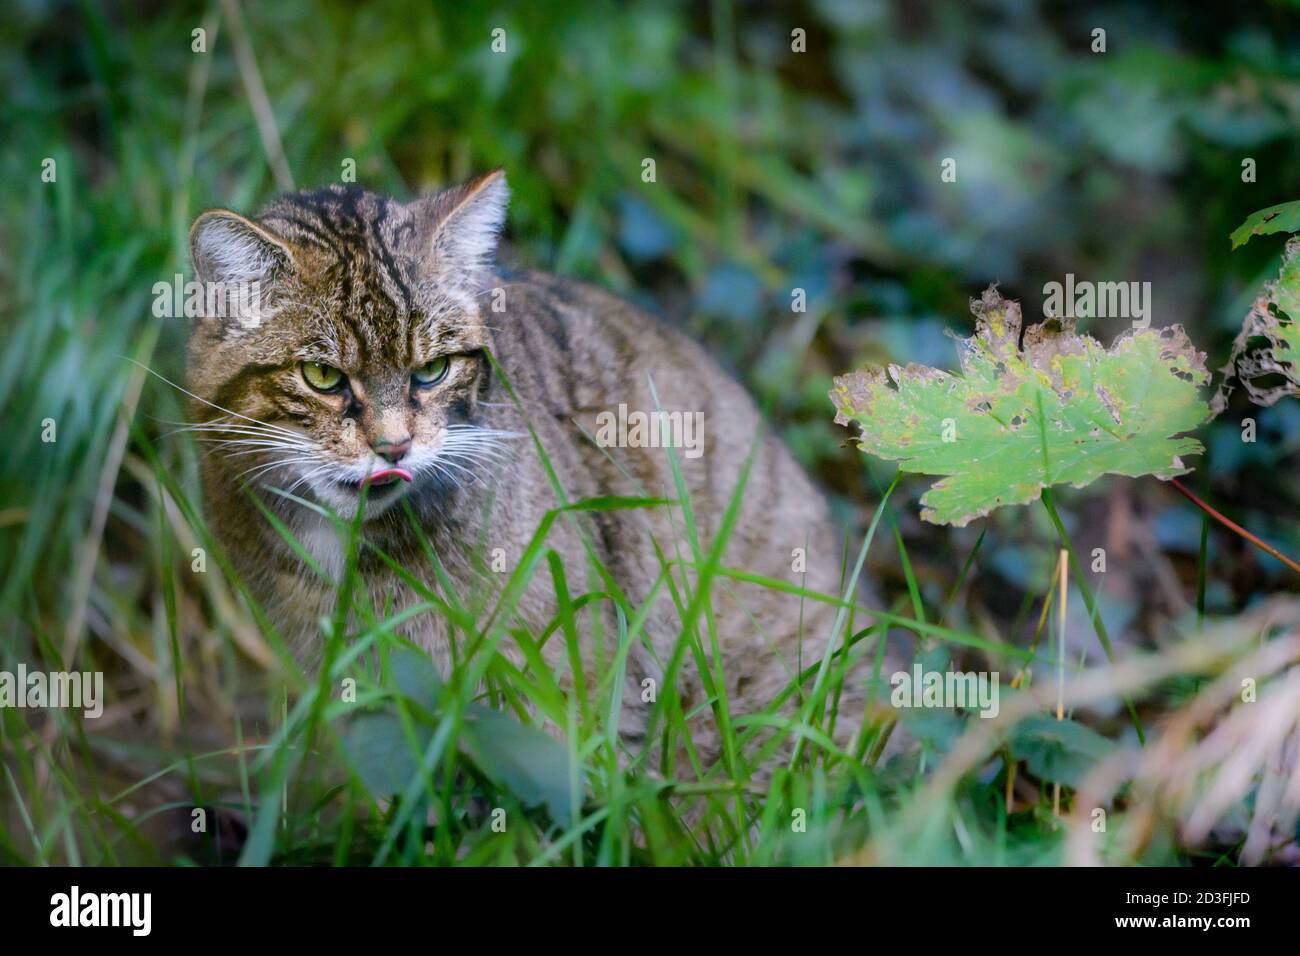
[189, 210, 296, 285]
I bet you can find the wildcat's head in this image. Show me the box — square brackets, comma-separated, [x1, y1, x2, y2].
[186, 172, 511, 521]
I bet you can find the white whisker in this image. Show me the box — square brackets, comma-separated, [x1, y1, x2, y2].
[424, 459, 465, 492]
[282, 463, 336, 497]
[236, 455, 319, 484]
[128, 358, 308, 443]
[423, 456, 485, 488]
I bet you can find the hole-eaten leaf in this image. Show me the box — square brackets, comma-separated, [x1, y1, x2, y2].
[1214, 236, 1300, 410]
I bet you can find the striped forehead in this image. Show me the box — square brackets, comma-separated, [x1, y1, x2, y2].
[267, 197, 411, 363]
[330, 270, 412, 370]
[259, 186, 485, 368]
[267, 191, 417, 300]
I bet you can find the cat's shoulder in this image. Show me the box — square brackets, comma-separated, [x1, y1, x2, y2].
[492, 267, 679, 348]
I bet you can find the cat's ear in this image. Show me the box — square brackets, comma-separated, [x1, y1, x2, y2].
[189, 210, 296, 285]
[418, 170, 509, 275]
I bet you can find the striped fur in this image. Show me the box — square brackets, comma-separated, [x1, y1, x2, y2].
[186, 174, 899, 771]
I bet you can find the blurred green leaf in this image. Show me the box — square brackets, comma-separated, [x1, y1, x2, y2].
[1012, 715, 1117, 788]
[1231, 200, 1300, 249]
[459, 705, 572, 823]
[345, 711, 428, 798]
[389, 645, 442, 708]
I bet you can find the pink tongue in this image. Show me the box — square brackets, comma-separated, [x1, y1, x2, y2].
[360, 467, 413, 488]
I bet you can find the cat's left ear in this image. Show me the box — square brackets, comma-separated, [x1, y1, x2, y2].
[418, 170, 509, 275]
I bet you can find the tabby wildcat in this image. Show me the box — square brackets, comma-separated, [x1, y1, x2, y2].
[186, 172, 899, 768]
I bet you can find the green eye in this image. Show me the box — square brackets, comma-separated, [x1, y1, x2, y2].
[301, 361, 345, 392]
[412, 356, 450, 386]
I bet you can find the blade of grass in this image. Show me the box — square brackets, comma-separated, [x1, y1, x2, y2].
[1040, 488, 1145, 744]
[789, 471, 899, 769]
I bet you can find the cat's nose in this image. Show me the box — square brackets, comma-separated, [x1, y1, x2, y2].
[371, 437, 412, 463]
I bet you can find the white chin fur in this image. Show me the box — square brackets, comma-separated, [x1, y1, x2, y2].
[251, 460, 411, 522]
[263, 438, 477, 522]
[307, 476, 410, 521]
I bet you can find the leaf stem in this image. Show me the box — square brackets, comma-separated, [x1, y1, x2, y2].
[1195, 465, 1211, 630]
[1168, 477, 1300, 577]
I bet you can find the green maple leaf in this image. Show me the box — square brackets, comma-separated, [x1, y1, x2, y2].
[830, 287, 1211, 527]
[1214, 236, 1300, 410]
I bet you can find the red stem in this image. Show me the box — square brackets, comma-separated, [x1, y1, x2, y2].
[1168, 477, 1300, 577]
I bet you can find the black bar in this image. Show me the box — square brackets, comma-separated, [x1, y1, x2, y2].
[0, 865, 1284, 941]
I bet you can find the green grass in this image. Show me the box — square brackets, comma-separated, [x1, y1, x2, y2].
[0, 366, 1244, 865]
[0, 424, 1034, 866]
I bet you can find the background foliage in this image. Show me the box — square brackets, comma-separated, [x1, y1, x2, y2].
[3, 0, 1300, 865]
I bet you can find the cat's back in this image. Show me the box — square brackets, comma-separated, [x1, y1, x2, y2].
[488, 270, 740, 420]
[489, 267, 844, 612]
[489, 269, 784, 483]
